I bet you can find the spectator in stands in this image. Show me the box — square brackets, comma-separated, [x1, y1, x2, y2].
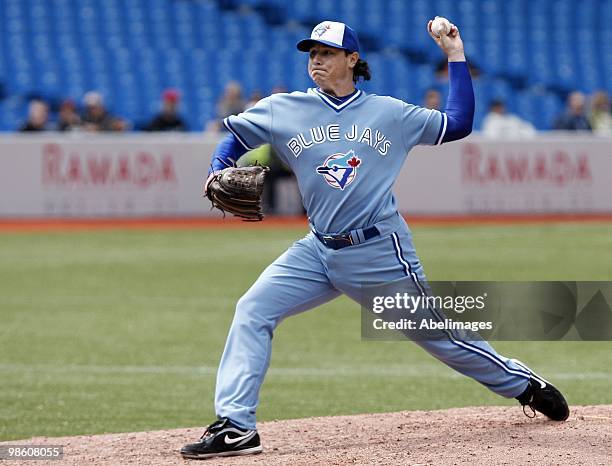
[589, 90, 612, 135]
[57, 99, 81, 131]
[217, 81, 246, 121]
[19, 100, 50, 132]
[81, 91, 127, 132]
[145, 88, 188, 131]
[481, 99, 536, 139]
[553, 91, 592, 131]
[271, 85, 288, 95]
[206, 81, 247, 131]
[423, 88, 441, 110]
[245, 90, 263, 110]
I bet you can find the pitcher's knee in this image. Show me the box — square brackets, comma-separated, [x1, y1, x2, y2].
[234, 294, 276, 334]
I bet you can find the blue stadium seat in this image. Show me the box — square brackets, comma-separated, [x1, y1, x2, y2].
[0, 0, 609, 131]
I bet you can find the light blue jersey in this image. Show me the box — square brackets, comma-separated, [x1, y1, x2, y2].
[225, 88, 446, 233]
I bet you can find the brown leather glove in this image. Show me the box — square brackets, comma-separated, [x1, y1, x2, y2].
[205, 165, 270, 221]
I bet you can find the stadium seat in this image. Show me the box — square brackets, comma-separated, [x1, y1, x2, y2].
[0, 0, 610, 131]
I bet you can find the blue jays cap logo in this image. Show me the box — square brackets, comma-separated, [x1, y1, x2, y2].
[316, 150, 362, 190]
[314, 23, 332, 38]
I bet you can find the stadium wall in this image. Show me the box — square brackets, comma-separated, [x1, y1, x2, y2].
[0, 134, 610, 218]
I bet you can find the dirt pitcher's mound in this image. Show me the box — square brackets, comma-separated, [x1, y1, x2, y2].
[2, 406, 611, 465]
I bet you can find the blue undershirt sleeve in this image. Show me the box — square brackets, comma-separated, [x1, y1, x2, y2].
[209, 133, 248, 175]
[441, 61, 474, 143]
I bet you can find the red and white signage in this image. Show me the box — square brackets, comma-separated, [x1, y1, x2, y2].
[396, 136, 612, 214]
[0, 135, 215, 217]
[0, 134, 611, 217]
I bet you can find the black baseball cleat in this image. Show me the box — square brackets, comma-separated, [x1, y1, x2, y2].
[180, 417, 262, 460]
[516, 377, 570, 421]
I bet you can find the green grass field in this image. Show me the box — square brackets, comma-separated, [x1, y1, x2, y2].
[1, 222, 612, 441]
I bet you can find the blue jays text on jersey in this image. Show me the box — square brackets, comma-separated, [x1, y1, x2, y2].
[286, 124, 392, 157]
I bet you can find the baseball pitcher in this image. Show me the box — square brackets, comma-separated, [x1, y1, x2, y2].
[181, 19, 569, 460]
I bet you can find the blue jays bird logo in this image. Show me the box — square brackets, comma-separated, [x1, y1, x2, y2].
[314, 23, 332, 37]
[316, 150, 362, 190]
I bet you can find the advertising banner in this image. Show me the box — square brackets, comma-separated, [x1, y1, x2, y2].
[1, 134, 610, 217]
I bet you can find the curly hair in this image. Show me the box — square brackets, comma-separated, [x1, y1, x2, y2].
[345, 51, 371, 83]
[353, 59, 371, 83]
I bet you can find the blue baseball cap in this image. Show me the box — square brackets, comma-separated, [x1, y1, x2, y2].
[297, 21, 360, 53]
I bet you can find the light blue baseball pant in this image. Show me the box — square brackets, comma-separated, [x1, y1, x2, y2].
[215, 213, 531, 429]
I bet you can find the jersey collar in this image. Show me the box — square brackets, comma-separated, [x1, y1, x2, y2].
[310, 88, 362, 113]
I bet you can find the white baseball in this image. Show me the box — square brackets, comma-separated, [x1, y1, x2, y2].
[431, 16, 451, 37]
